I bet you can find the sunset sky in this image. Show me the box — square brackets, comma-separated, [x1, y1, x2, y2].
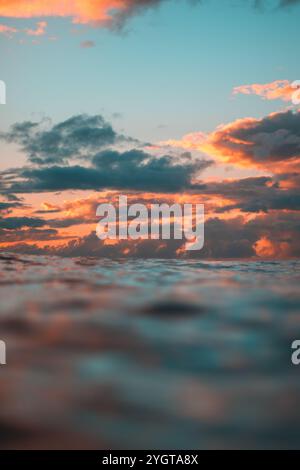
[1, 0, 300, 258]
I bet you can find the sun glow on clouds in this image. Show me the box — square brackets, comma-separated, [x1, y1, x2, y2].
[233, 80, 296, 103]
[1, 105, 300, 259]
[162, 110, 300, 172]
[0, 0, 150, 25]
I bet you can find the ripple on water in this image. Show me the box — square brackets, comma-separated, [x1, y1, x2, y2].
[0, 253, 300, 449]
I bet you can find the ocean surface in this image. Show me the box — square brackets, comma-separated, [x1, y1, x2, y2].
[0, 253, 300, 449]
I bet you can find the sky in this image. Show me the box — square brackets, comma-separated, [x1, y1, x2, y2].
[0, 0, 300, 258]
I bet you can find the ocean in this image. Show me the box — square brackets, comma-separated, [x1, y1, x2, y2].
[0, 253, 300, 449]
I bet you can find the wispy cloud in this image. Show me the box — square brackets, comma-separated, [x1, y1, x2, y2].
[0, 23, 17, 36]
[233, 80, 296, 102]
[25, 21, 47, 36]
[0, 20, 47, 38]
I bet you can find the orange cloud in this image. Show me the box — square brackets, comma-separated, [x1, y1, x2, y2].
[2, 187, 300, 258]
[233, 80, 296, 103]
[254, 236, 292, 259]
[163, 110, 300, 172]
[40, 202, 61, 211]
[201, 111, 300, 171]
[0, 1, 161, 26]
[161, 118, 261, 165]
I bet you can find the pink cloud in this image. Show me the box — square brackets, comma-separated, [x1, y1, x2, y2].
[233, 80, 296, 102]
[25, 21, 47, 36]
[0, 23, 18, 36]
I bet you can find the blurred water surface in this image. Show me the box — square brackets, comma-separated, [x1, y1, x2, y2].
[0, 253, 300, 449]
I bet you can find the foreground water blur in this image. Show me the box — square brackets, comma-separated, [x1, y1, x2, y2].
[0, 253, 300, 449]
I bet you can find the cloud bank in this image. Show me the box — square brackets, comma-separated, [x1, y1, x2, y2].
[166, 111, 300, 172]
[1, 110, 300, 259]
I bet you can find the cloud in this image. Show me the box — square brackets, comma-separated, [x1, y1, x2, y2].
[7, 210, 300, 259]
[0, 113, 211, 194]
[80, 40, 95, 48]
[1, 108, 300, 259]
[0, 20, 48, 38]
[66, 211, 300, 259]
[0, 23, 18, 36]
[0, 0, 299, 39]
[2, 186, 300, 258]
[202, 212, 300, 259]
[25, 21, 47, 36]
[0, 1, 298, 24]
[35, 202, 62, 214]
[233, 80, 297, 103]
[165, 111, 300, 171]
[0, 201, 23, 213]
[0, 216, 46, 230]
[162, 132, 207, 152]
[201, 175, 300, 213]
[6, 149, 210, 193]
[1, 115, 124, 165]
[202, 110, 300, 170]
[0, 228, 66, 243]
[0, 1, 171, 28]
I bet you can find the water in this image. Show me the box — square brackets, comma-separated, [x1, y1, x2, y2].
[0, 253, 300, 449]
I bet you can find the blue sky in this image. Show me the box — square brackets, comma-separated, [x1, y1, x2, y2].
[1, 0, 299, 147]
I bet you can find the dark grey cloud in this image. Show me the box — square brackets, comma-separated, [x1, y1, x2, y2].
[67, 211, 300, 258]
[201, 212, 300, 258]
[35, 209, 62, 215]
[0, 217, 47, 230]
[6, 149, 210, 193]
[211, 111, 300, 166]
[199, 176, 300, 213]
[0, 228, 69, 243]
[0, 113, 211, 222]
[107, 0, 172, 28]
[0, 115, 130, 165]
[0, 214, 95, 232]
[48, 217, 95, 228]
[0, 201, 23, 212]
[109, 0, 300, 29]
